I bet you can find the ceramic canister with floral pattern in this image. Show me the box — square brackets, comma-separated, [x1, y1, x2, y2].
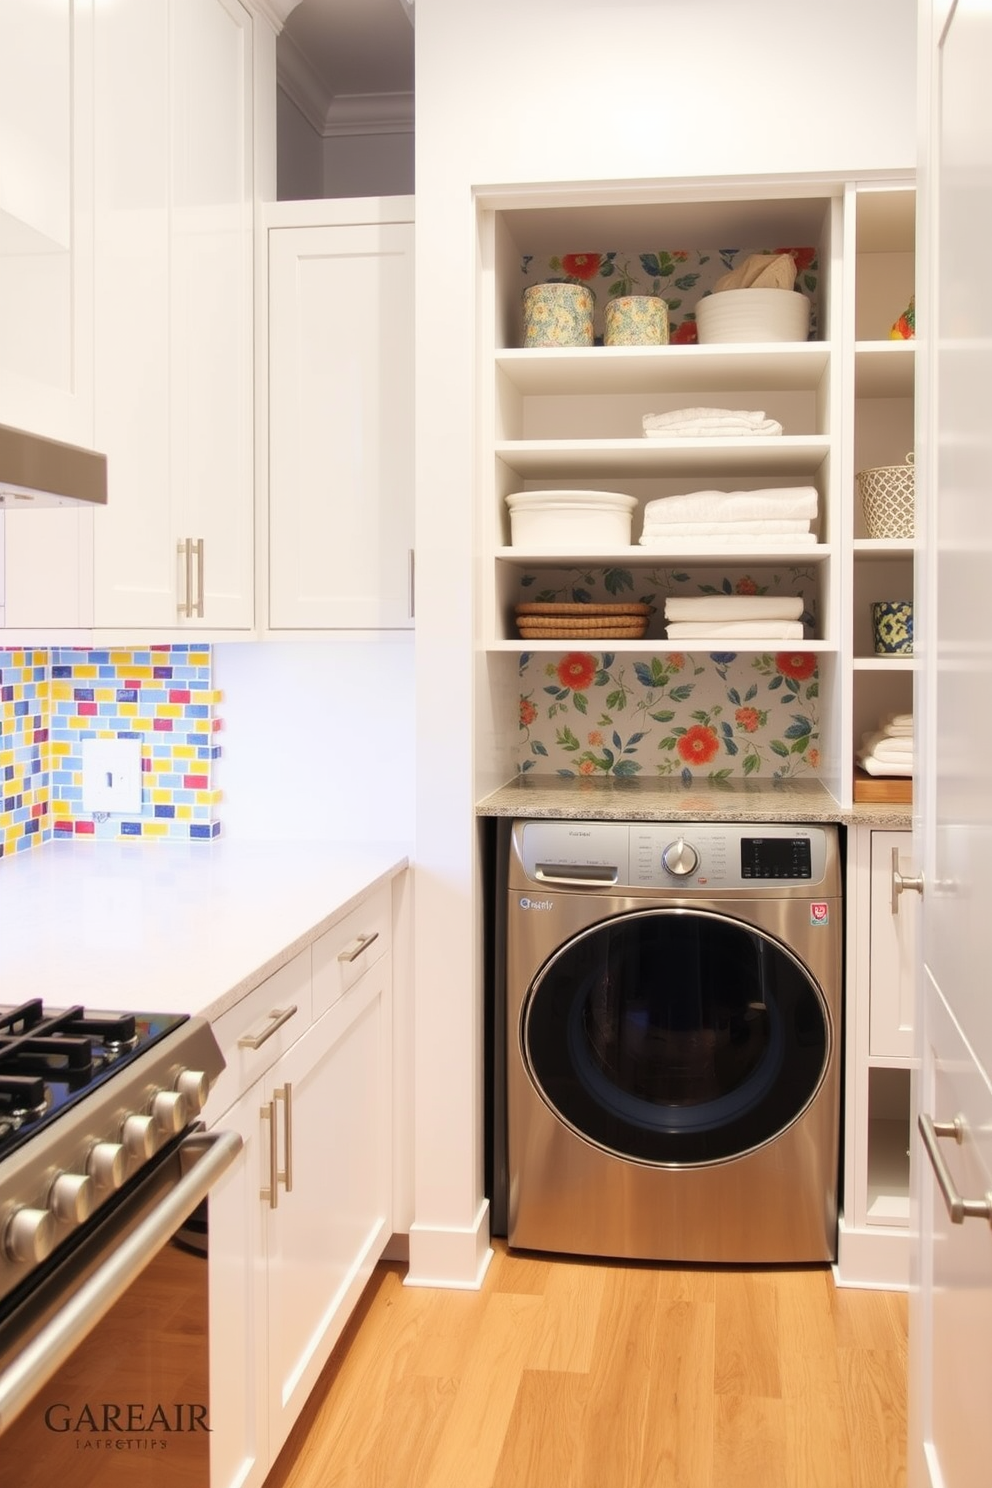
[871, 600, 913, 654]
[522, 282, 595, 347]
[604, 294, 670, 347]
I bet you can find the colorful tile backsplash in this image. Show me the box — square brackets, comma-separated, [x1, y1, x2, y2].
[516, 649, 820, 782]
[0, 646, 221, 855]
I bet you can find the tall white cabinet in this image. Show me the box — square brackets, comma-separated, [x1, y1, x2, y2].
[263, 198, 415, 632]
[1, 0, 257, 635]
[90, 0, 255, 631]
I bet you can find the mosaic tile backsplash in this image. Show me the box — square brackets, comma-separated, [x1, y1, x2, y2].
[0, 646, 221, 855]
[517, 648, 820, 782]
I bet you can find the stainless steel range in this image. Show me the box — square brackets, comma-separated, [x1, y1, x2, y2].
[0, 998, 241, 1481]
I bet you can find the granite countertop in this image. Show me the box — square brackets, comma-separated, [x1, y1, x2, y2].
[475, 774, 912, 828]
[0, 838, 409, 1022]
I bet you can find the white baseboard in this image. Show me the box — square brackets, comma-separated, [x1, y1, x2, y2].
[404, 1199, 494, 1289]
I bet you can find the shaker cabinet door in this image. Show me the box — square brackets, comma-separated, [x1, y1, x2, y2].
[267, 220, 414, 630]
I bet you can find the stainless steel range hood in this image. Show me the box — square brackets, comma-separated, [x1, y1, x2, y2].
[0, 423, 107, 508]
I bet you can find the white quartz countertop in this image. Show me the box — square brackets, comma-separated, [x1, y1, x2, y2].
[0, 839, 409, 1022]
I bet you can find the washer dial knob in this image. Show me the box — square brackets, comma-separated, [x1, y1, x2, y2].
[662, 836, 699, 877]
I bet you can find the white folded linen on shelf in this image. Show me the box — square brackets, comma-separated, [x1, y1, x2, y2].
[640, 518, 811, 537]
[642, 407, 784, 438]
[639, 533, 819, 551]
[860, 731, 914, 761]
[642, 487, 819, 524]
[665, 595, 805, 621]
[665, 620, 805, 640]
[857, 753, 914, 777]
[880, 712, 914, 735]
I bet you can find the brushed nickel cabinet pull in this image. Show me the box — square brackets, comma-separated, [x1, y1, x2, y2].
[337, 931, 379, 964]
[178, 538, 193, 618]
[891, 847, 924, 915]
[237, 1005, 298, 1051]
[261, 1099, 279, 1210]
[275, 1083, 293, 1194]
[919, 1112, 992, 1226]
[193, 537, 205, 618]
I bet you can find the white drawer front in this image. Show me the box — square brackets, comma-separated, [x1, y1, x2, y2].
[204, 950, 312, 1121]
[312, 885, 391, 1018]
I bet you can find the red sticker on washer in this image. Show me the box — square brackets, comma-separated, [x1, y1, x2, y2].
[810, 901, 829, 925]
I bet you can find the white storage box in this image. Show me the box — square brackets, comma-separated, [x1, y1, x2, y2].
[505, 490, 637, 551]
[695, 288, 811, 344]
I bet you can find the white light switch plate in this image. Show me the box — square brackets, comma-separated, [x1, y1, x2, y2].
[81, 737, 143, 814]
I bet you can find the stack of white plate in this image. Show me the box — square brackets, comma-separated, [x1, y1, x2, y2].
[695, 288, 811, 344]
[505, 490, 637, 551]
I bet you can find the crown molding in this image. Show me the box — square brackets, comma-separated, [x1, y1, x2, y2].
[247, 0, 301, 32]
[277, 33, 414, 137]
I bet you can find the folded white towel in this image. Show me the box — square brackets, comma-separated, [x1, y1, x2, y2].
[640, 519, 811, 537]
[642, 487, 819, 524]
[640, 533, 819, 551]
[665, 596, 805, 621]
[881, 712, 914, 733]
[665, 621, 805, 640]
[644, 407, 774, 429]
[860, 731, 914, 760]
[857, 753, 914, 777]
[643, 409, 784, 438]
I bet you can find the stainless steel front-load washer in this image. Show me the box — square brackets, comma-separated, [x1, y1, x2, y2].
[502, 818, 843, 1264]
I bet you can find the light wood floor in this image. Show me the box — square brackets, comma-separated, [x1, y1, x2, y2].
[263, 1242, 907, 1488]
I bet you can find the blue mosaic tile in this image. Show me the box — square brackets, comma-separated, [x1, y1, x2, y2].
[154, 804, 176, 818]
[116, 688, 138, 703]
[121, 821, 143, 836]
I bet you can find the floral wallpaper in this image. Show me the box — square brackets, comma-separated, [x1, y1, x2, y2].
[516, 648, 819, 783]
[519, 245, 820, 343]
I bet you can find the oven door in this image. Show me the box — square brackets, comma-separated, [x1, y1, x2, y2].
[0, 1126, 241, 1486]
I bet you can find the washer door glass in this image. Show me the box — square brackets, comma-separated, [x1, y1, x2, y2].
[522, 908, 831, 1165]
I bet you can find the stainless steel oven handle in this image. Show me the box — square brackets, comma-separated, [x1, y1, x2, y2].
[0, 1127, 242, 1436]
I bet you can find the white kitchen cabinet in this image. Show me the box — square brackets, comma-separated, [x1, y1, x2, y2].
[266, 962, 392, 1460]
[206, 891, 395, 1488]
[89, 0, 254, 631]
[0, 0, 95, 450]
[264, 199, 414, 631]
[838, 824, 916, 1288]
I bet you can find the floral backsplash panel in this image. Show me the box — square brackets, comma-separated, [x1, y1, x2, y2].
[518, 246, 819, 344]
[517, 648, 820, 783]
[0, 650, 50, 857]
[515, 562, 821, 639]
[49, 645, 222, 843]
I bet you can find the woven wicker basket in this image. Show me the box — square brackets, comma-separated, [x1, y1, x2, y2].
[857, 453, 915, 539]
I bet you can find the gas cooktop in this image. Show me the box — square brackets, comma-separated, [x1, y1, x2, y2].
[0, 1000, 189, 1162]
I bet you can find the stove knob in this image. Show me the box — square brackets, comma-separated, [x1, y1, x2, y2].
[175, 1069, 209, 1115]
[152, 1089, 189, 1135]
[122, 1113, 158, 1161]
[50, 1172, 97, 1226]
[662, 836, 699, 877]
[4, 1207, 57, 1266]
[88, 1141, 127, 1192]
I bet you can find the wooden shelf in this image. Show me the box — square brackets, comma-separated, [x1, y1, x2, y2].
[854, 339, 915, 397]
[491, 637, 835, 654]
[496, 435, 830, 479]
[495, 544, 833, 566]
[495, 342, 831, 396]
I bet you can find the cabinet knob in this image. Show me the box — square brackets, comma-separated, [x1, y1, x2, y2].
[891, 846, 924, 915]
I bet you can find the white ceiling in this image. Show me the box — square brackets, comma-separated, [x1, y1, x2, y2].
[277, 0, 414, 137]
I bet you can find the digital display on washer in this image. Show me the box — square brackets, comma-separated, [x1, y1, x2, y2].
[740, 836, 813, 879]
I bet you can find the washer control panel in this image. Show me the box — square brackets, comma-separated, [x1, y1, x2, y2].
[519, 821, 830, 891]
